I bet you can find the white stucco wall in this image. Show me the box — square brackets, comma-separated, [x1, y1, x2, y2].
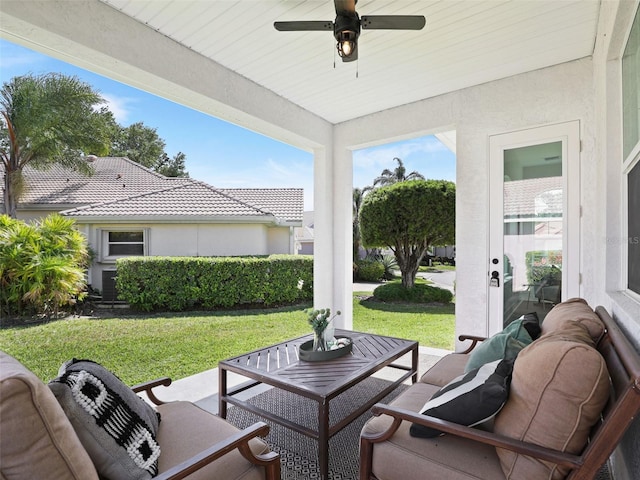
[80, 222, 291, 291]
[149, 224, 270, 257]
[593, 3, 640, 479]
[267, 227, 293, 254]
[335, 57, 595, 341]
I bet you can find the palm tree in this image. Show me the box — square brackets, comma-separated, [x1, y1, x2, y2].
[1, 73, 111, 217]
[353, 186, 371, 259]
[373, 157, 425, 187]
[0, 214, 88, 318]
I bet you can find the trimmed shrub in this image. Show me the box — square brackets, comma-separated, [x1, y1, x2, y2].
[115, 255, 313, 312]
[373, 281, 453, 304]
[355, 259, 384, 282]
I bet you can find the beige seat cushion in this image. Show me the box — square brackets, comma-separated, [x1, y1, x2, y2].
[0, 351, 99, 480]
[156, 401, 270, 480]
[362, 382, 506, 480]
[419, 353, 469, 387]
[541, 297, 605, 342]
[493, 322, 610, 480]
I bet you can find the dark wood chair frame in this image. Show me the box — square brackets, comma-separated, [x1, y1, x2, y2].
[132, 379, 281, 480]
[360, 306, 640, 480]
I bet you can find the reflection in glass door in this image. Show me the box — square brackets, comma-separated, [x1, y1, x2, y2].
[502, 142, 563, 325]
[489, 121, 580, 334]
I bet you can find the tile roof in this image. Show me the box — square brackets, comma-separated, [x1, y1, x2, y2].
[62, 181, 271, 218]
[3, 157, 187, 206]
[221, 188, 303, 223]
[2, 157, 302, 224]
[503, 176, 563, 218]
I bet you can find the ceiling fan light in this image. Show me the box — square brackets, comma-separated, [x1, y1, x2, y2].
[338, 40, 355, 57]
[336, 30, 357, 57]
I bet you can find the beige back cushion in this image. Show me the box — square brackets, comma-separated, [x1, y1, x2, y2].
[493, 322, 610, 480]
[541, 297, 605, 342]
[0, 352, 98, 480]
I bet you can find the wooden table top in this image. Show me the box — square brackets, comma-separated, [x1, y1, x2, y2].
[219, 329, 417, 400]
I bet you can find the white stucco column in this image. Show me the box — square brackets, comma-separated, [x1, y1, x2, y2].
[332, 145, 354, 330]
[312, 143, 353, 330]
[313, 146, 334, 311]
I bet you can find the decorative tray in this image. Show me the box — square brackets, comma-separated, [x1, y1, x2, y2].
[298, 337, 352, 362]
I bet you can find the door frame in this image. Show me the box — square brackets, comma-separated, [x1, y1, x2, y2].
[488, 121, 581, 334]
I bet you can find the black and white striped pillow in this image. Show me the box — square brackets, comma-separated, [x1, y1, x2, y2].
[410, 358, 513, 438]
[49, 359, 161, 480]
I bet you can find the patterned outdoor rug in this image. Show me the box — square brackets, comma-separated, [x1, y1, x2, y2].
[226, 376, 407, 480]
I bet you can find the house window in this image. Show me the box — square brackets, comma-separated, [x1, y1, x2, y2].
[102, 230, 146, 260]
[629, 163, 640, 294]
[623, 6, 640, 296]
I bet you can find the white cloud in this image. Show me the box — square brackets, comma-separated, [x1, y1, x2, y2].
[353, 136, 446, 169]
[352, 135, 453, 188]
[100, 93, 135, 124]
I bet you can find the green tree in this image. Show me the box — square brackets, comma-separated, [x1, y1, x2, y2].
[110, 121, 166, 168]
[155, 151, 189, 178]
[359, 180, 455, 288]
[110, 122, 189, 177]
[373, 157, 425, 187]
[0, 214, 89, 319]
[0, 73, 111, 217]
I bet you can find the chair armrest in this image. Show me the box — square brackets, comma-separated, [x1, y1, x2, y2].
[367, 403, 582, 469]
[458, 335, 487, 354]
[131, 377, 172, 405]
[154, 421, 280, 480]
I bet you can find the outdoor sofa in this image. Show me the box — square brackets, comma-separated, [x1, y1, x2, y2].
[360, 298, 640, 480]
[0, 351, 281, 480]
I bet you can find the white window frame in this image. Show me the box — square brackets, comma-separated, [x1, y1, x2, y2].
[622, 5, 640, 301]
[99, 228, 149, 263]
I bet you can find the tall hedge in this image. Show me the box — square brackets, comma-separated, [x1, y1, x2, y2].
[115, 255, 313, 311]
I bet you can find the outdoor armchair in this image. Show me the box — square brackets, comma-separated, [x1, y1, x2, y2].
[0, 351, 281, 480]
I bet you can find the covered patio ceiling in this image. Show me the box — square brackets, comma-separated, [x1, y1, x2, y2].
[91, 0, 600, 125]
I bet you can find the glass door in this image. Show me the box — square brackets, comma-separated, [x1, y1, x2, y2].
[489, 122, 580, 333]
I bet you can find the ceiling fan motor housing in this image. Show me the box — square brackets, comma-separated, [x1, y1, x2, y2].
[334, 13, 361, 39]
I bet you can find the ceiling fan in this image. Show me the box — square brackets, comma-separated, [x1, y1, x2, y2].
[274, 0, 426, 62]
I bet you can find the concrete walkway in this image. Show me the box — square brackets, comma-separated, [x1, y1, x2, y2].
[354, 269, 456, 294]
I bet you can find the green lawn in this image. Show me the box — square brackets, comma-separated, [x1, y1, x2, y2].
[0, 295, 454, 385]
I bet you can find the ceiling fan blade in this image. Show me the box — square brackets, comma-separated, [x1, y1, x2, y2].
[274, 21, 333, 31]
[361, 15, 426, 30]
[334, 0, 357, 17]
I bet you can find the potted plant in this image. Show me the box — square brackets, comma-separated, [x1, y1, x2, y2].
[306, 308, 341, 351]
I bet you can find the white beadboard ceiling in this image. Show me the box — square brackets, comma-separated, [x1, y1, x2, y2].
[99, 0, 601, 124]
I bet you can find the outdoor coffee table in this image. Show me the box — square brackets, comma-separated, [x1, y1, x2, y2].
[218, 329, 418, 480]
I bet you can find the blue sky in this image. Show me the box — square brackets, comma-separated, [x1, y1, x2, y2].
[0, 39, 455, 210]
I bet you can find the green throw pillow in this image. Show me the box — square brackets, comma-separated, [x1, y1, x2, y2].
[464, 314, 540, 373]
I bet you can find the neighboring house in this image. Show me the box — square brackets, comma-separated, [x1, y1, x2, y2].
[295, 211, 315, 255]
[1, 157, 303, 297]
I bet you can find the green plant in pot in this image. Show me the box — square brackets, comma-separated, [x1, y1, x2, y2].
[305, 308, 341, 351]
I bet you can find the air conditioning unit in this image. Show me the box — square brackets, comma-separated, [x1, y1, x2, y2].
[101, 271, 118, 302]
